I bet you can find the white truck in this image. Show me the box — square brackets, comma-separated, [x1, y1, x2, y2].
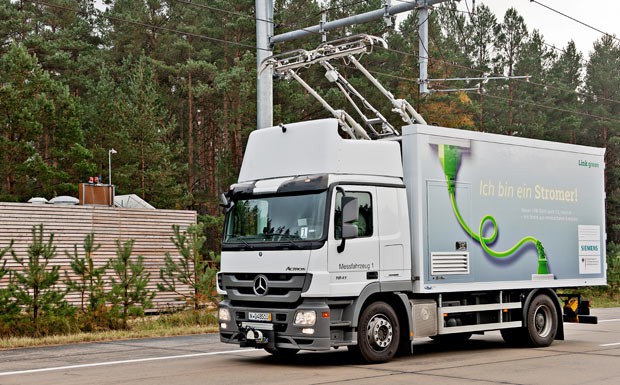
[217, 118, 606, 363]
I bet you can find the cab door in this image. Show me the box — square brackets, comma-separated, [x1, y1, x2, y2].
[377, 186, 411, 283]
[327, 186, 380, 296]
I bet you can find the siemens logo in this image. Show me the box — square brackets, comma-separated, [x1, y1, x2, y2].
[581, 245, 599, 252]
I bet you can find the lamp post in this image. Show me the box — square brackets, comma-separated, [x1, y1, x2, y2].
[108, 148, 117, 186]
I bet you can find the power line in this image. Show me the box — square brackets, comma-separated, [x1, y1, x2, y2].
[172, 0, 256, 21]
[336, 62, 620, 125]
[336, 50, 620, 125]
[323, 0, 371, 13]
[384, 42, 620, 109]
[464, 89, 620, 124]
[530, 0, 620, 45]
[172, 0, 385, 41]
[428, 4, 620, 108]
[279, 0, 378, 41]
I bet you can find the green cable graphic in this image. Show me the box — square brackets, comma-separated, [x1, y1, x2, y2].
[438, 144, 550, 275]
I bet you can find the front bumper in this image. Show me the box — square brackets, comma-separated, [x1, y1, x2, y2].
[218, 299, 331, 351]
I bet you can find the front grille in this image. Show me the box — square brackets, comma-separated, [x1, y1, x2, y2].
[221, 273, 309, 303]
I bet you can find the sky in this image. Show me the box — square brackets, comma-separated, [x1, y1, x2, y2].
[398, 0, 620, 58]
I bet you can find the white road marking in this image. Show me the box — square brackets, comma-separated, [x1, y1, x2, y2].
[599, 318, 620, 323]
[600, 342, 620, 347]
[565, 318, 620, 327]
[0, 349, 262, 377]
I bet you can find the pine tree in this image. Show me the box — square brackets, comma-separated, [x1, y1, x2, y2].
[0, 43, 94, 201]
[582, 36, 620, 242]
[0, 241, 20, 333]
[112, 55, 186, 209]
[108, 239, 155, 329]
[158, 224, 218, 310]
[512, 30, 555, 139]
[10, 224, 70, 335]
[545, 40, 583, 143]
[64, 233, 106, 314]
[492, 8, 528, 134]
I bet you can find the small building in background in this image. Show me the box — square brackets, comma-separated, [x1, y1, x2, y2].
[0, 192, 197, 310]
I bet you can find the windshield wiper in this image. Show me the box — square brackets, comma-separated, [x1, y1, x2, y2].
[226, 234, 254, 249]
[262, 233, 302, 248]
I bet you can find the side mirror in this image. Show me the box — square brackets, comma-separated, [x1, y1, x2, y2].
[341, 196, 359, 240]
[219, 193, 233, 212]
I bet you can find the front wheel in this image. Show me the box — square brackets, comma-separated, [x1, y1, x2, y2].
[357, 301, 400, 363]
[525, 293, 558, 347]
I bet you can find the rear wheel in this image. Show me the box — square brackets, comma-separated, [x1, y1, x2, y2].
[525, 294, 558, 347]
[357, 301, 400, 363]
[502, 293, 558, 347]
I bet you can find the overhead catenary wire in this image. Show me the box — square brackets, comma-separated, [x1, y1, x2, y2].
[381, 43, 620, 109]
[172, 0, 372, 32]
[171, 0, 258, 21]
[530, 0, 620, 45]
[387, 3, 620, 109]
[337, 62, 620, 125]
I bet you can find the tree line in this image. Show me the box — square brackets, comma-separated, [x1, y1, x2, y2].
[1, 1, 620, 243]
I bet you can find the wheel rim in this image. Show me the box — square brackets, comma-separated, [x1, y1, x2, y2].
[366, 313, 393, 350]
[534, 304, 552, 338]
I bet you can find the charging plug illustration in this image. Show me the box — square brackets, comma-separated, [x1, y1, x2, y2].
[438, 143, 551, 278]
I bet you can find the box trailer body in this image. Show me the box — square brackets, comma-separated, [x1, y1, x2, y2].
[217, 119, 606, 363]
[404, 124, 606, 293]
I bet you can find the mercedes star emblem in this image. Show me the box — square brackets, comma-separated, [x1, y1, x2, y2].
[253, 274, 268, 296]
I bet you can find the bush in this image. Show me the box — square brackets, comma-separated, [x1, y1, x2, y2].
[606, 243, 620, 293]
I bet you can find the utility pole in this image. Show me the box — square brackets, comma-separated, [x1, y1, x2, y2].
[418, 1, 430, 95]
[256, 0, 274, 129]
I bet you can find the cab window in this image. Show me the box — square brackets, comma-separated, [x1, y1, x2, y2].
[334, 191, 373, 239]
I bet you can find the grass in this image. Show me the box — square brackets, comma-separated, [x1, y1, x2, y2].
[576, 288, 620, 308]
[0, 309, 219, 350]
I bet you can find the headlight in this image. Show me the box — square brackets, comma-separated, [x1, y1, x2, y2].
[219, 308, 231, 321]
[294, 310, 316, 326]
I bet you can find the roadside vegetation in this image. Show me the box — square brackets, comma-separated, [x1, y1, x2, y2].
[0, 224, 219, 348]
[1, 224, 618, 349]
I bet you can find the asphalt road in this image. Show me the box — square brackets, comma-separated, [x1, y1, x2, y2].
[1, 307, 620, 385]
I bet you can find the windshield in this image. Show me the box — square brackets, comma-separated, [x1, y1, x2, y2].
[224, 191, 327, 243]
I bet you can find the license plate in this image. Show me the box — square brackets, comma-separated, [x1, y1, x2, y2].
[248, 312, 272, 322]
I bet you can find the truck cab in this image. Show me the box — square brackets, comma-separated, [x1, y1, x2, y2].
[217, 119, 412, 361]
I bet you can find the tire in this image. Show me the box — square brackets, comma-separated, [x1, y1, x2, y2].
[357, 301, 400, 363]
[525, 293, 558, 347]
[264, 347, 299, 356]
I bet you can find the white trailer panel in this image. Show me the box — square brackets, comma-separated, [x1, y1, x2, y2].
[402, 124, 606, 293]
